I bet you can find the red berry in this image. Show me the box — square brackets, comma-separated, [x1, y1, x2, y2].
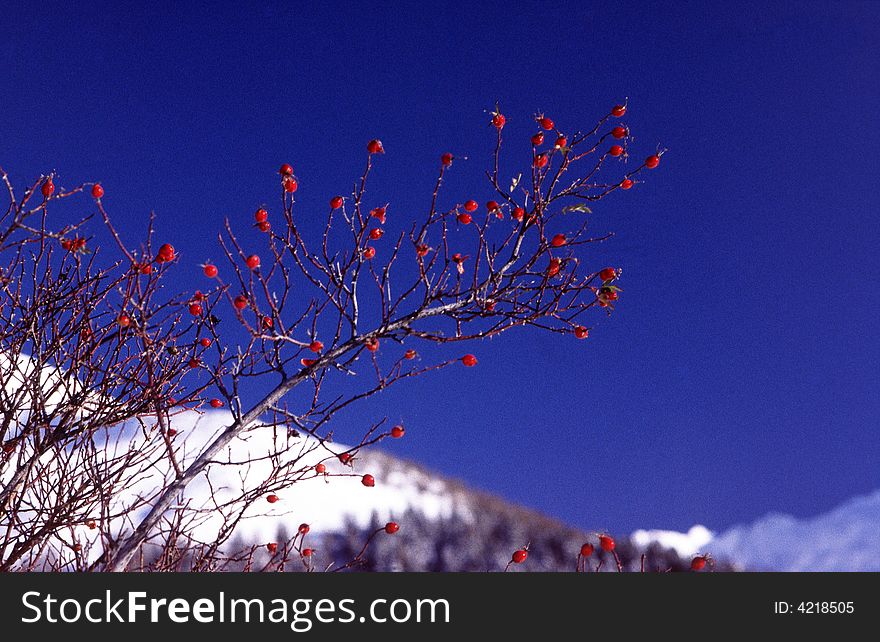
[117, 313, 131, 328]
[416, 244, 429, 258]
[157, 243, 175, 263]
[461, 354, 478, 367]
[365, 337, 379, 352]
[41, 180, 54, 198]
[547, 257, 561, 277]
[538, 116, 554, 131]
[369, 228, 384, 240]
[189, 303, 203, 316]
[390, 425, 405, 438]
[550, 233, 566, 247]
[262, 316, 273, 329]
[188, 357, 200, 369]
[404, 349, 416, 359]
[203, 264, 218, 278]
[139, 263, 152, 274]
[254, 208, 268, 223]
[512, 549, 528, 564]
[87, 520, 97, 530]
[367, 139, 384, 154]
[361, 474, 375, 487]
[258, 221, 271, 232]
[645, 155, 660, 169]
[283, 177, 298, 193]
[492, 112, 506, 129]
[599, 535, 615, 552]
[534, 153, 548, 168]
[441, 153, 454, 166]
[385, 522, 400, 534]
[209, 398, 223, 408]
[279, 163, 294, 176]
[451, 253, 465, 264]
[330, 195, 344, 209]
[72, 543, 82, 552]
[464, 199, 478, 212]
[338, 452, 353, 465]
[691, 556, 707, 571]
[486, 200, 500, 213]
[611, 104, 627, 117]
[555, 136, 568, 148]
[233, 295, 248, 310]
[599, 267, 616, 282]
[457, 212, 472, 225]
[298, 523, 310, 534]
[61, 239, 73, 251]
[266, 494, 279, 504]
[574, 326, 589, 339]
[302, 548, 314, 557]
[512, 207, 525, 221]
[611, 126, 627, 139]
[609, 145, 624, 157]
[531, 132, 544, 146]
[300, 358, 316, 367]
[246, 254, 260, 269]
[91, 184, 104, 199]
[620, 179, 634, 190]
[309, 340, 324, 353]
[200, 337, 212, 347]
[315, 463, 326, 474]
[167, 428, 178, 437]
[370, 207, 386, 223]
[266, 543, 278, 554]
[362, 247, 376, 260]
[580, 543, 594, 557]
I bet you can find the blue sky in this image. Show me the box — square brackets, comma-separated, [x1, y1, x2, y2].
[2, 1, 878, 533]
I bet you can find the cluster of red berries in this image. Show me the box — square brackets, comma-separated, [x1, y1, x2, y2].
[279, 164, 298, 193]
[156, 243, 175, 264]
[576, 535, 615, 560]
[60, 237, 87, 253]
[254, 207, 271, 233]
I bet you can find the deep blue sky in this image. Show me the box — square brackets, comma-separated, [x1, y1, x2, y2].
[2, 1, 878, 533]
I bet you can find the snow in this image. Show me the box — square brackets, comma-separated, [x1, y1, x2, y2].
[630, 525, 714, 558]
[123, 410, 473, 547]
[631, 490, 880, 571]
[709, 490, 880, 571]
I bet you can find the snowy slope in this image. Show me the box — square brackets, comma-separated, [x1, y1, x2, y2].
[632, 490, 880, 571]
[66, 409, 480, 551]
[708, 490, 880, 571]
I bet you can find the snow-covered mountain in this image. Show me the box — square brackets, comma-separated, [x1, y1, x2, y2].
[633, 491, 880, 571]
[96, 410, 694, 571]
[708, 490, 880, 571]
